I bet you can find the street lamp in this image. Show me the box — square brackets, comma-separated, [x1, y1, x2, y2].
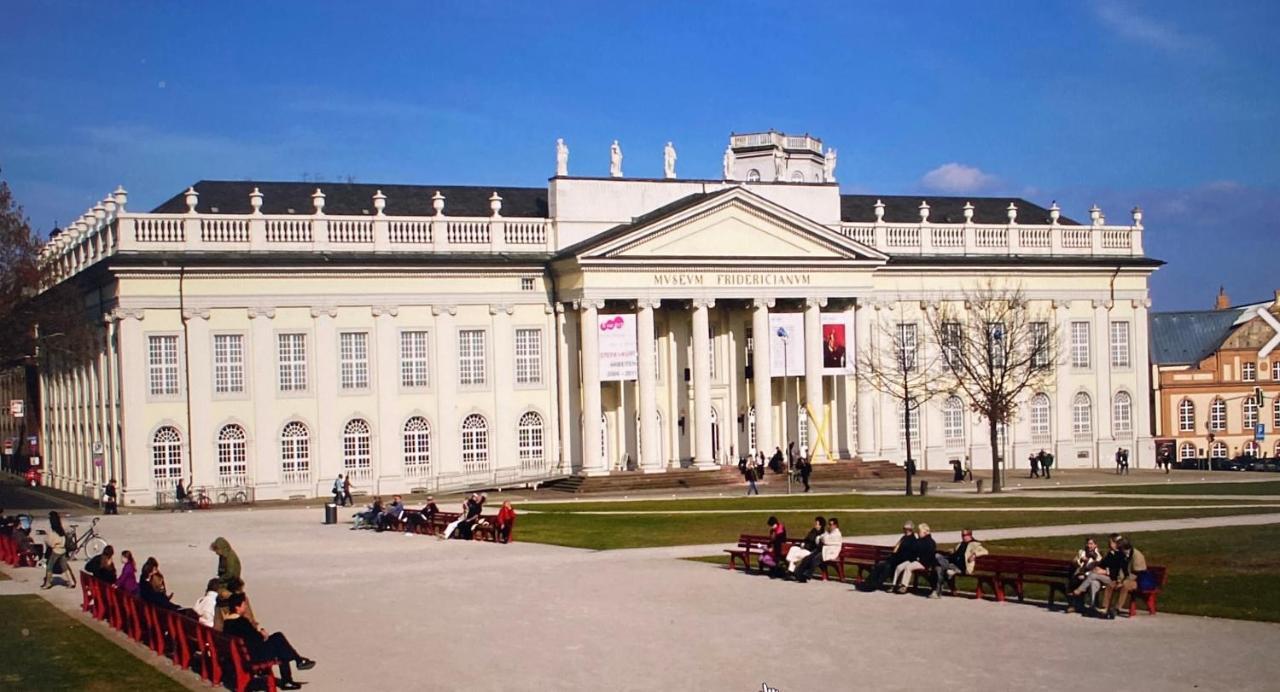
[777, 325, 792, 495]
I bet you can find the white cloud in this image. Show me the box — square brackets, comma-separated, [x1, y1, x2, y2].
[1091, 2, 1208, 56]
[920, 163, 997, 194]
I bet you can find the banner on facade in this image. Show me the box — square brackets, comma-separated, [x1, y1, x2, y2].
[820, 312, 854, 375]
[768, 313, 805, 377]
[598, 313, 638, 381]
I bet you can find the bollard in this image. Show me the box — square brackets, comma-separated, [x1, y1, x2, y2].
[976, 479, 984, 494]
[919, 480, 929, 496]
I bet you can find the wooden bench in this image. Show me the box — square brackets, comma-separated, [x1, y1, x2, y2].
[836, 543, 895, 586]
[724, 534, 774, 573]
[994, 556, 1074, 608]
[1129, 566, 1168, 616]
[202, 626, 280, 692]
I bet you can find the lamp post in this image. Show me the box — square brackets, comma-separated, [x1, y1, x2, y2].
[777, 325, 792, 495]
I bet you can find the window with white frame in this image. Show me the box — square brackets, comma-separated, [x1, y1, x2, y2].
[151, 426, 183, 489]
[1070, 321, 1091, 369]
[1210, 440, 1227, 459]
[342, 419, 372, 479]
[897, 323, 918, 372]
[339, 332, 369, 390]
[517, 411, 545, 470]
[1179, 399, 1196, 432]
[746, 169, 761, 182]
[1072, 392, 1093, 439]
[898, 400, 921, 446]
[988, 322, 1006, 369]
[279, 421, 310, 485]
[942, 397, 965, 445]
[1244, 397, 1259, 431]
[1243, 362, 1257, 382]
[402, 416, 431, 477]
[1244, 440, 1260, 457]
[1030, 322, 1050, 369]
[1113, 392, 1132, 434]
[399, 330, 430, 388]
[216, 424, 247, 485]
[458, 329, 487, 386]
[942, 321, 963, 368]
[148, 335, 180, 396]
[213, 334, 245, 394]
[1029, 393, 1051, 441]
[277, 333, 308, 392]
[1179, 442, 1196, 461]
[1274, 398, 1280, 429]
[1273, 361, 1280, 382]
[1210, 397, 1227, 431]
[514, 328, 543, 385]
[461, 414, 489, 473]
[1110, 321, 1131, 368]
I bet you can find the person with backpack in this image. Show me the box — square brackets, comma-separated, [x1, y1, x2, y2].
[332, 474, 344, 505]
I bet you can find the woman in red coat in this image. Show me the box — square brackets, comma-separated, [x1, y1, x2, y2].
[496, 501, 517, 543]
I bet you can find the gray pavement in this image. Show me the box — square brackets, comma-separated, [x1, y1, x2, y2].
[5, 506, 1280, 691]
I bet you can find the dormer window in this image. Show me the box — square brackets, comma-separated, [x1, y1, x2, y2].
[790, 171, 805, 183]
[745, 169, 761, 182]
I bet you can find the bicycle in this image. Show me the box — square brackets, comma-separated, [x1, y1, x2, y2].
[65, 517, 108, 562]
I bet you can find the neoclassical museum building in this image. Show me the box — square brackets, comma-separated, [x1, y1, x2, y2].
[33, 132, 1160, 506]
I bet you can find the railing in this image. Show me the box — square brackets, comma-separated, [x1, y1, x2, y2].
[201, 218, 249, 243]
[1062, 229, 1091, 249]
[834, 222, 1143, 257]
[447, 221, 490, 244]
[885, 225, 919, 247]
[345, 466, 373, 482]
[404, 463, 431, 479]
[135, 217, 184, 243]
[389, 220, 432, 244]
[504, 221, 547, 245]
[266, 218, 312, 243]
[329, 219, 373, 243]
[281, 469, 312, 487]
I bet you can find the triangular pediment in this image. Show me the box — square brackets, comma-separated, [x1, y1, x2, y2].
[565, 187, 886, 265]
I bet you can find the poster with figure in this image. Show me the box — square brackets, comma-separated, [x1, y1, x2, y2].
[768, 313, 805, 377]
[821, 312, 854, 375]
[598, 313, 638, 381]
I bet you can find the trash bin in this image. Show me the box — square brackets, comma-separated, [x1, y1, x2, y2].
[919, 480, 929, 496]
[324, 503, 338, 525]
[976, 479, 984, 494]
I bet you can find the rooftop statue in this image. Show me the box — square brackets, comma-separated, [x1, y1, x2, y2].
[722, 145, 734, 180]
[823, 147, 837, 183]
[555, 138, 569, 177]
[610, 140, 623, 178]
[663, 141, 677, 179]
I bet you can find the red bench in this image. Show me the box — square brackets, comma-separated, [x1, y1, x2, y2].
[1129, 566, 1168, 616]
[724, 534, 775, 573]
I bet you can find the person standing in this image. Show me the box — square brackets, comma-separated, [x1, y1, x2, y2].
[1114, 448, 1124, 475]
[103, 479, 118, 515]
[175, 478, 187, 510]
[342, 475, 353, 506]
[332, 474, 344, 505]
[1040, 450, 1053, 479]
[799, 453, 812, 492]
[41, 511, 73, 589]
[496, 501, 517, 543]
[1028, 453, 1040, 478]
[745, 461, 759, 495]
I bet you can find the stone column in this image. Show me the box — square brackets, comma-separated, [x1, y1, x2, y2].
[751, 298, 774, 457]
[1094, 300, 1114, 452]
[691, 298, 715, 468]
[432, 305, 459, 479]
[373, 306, 401, 489]
[637, 299, 661, 471]
[803, 297, 826, 459]
[115, 309, 149, 505]
[491, 304, 515, 481]
[183, 309, 214, 488]
[1133, 298, 1153, 467]
[247, 308, 281, 492]
[855, 300, 877, 457]
[1053, 300, 1073, 462]
[554, 304, 574, 472]
[312, 306, 341, 482]
[579, 300, 605, 475]
[104, 316, 122, 486]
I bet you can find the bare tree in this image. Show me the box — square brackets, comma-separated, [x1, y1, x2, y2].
[924, 281, 1061, 493]
[857, 300, 949, 495]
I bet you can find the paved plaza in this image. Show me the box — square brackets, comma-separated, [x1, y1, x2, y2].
[4, 502, 1280, 692]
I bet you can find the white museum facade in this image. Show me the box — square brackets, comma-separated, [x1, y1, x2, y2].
[34, 132, 1159, 506]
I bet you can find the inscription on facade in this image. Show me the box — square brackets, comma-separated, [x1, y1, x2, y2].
[652, 273, 812, 287]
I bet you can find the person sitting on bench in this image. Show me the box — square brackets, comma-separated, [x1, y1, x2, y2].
[1069, 534, 1124, 615]
[762, 516, 788, 578]
[376, 495, 405, 532]
[194, 578, 221, 627]
[351, 497, 383, 530]
[861, 521, 917, 592]
[929, 529, 987, 599]
[1066, 537, 1104, 613]
[796, 517, 842, 583]
[1100, 536, 1148, 620]
[405, 496, 440, 532]
[142, 571, 182, 611]
[786, 516, 825, 580]
[221, 592, 316, 690]
[892, 523, 936, 593]
[85, 544, 118, 584]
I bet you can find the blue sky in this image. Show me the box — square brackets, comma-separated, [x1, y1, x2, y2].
[2, 0, 1277, 310]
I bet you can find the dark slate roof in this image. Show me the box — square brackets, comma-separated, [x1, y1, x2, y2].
[1149, 308, 1245, 365]
[151, 180, 549, 218]
[555, 190, 727, 259]
[840, 195, 1080, 225]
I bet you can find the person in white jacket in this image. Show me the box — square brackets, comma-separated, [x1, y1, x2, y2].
[796, 518, 843, 582]
[193, 578, 221, 628]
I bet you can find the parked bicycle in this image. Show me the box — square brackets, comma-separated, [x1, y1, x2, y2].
[65, 517, 108, 561]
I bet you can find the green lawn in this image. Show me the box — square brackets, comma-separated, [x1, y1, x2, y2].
[0, 595, 184, 691]
[985, 524, 1280, 622]
[1065, 480, 1280, 496]
[515, 505, 1280, 550]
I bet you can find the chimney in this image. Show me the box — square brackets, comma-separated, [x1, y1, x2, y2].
[1215, 286, 1230, 310]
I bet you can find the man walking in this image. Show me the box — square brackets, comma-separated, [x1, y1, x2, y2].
[799, 450, 812, 492]
[332, 474, 344, 505]
[342, 475, 353, 506]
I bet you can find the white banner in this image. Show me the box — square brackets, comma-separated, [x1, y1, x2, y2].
[820, 312, 855, 375]
[598, 313, 638, 381]
[768, 313, 805, 377]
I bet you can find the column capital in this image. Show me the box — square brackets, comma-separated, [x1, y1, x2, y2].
[310, 305, 338, 319]
[1052, 299, 1070, 310]
[573, 299, 605, 311]
[804, 296, 828, 309]
[690, 297, 715, 310]
[247, 306, 276, 320]
[181, 308, 211, 321]
[636, 298, 662, 311]
[115, 307, 145, 321]
[488, 303, 514, 316]
[1090, 299, 1104, 310]
[431, 304, 458, 317]
[371, 305, 400, 318]
[1131, 298, 1152, 309]
[545, 304, 557, 315]
[752, 297, 776, 310]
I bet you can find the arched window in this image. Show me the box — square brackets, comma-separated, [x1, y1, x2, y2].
[1244, 440, 1260, 457]
[943, 397, 965, 445]
[343, 419, 372, 480]
[1179, 442, 1196, 460]
[1243, 398, 1259, 431]
[216, 424, 247, 485]
[1210, 440, 1228, 459]
[461, 414, 489, 474]
[745, 169, 761, 182]
[1209, 397, 1226, 431]
[280, 421, 311, 486]
[1178, 399, 1195, 432]
[790, 170, 805, 183]
[403, 417, 431, 478]
[1112, 392, 1132, 435]
[151, 426, 183, 489]
[1029, 393, 1051, 441]
[1072, 392, 1093, 439]
[518, 411, 544, 471]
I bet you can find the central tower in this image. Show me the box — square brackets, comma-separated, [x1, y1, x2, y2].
[728, 130, 828, 183]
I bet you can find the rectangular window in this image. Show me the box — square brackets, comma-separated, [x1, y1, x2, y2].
[897, 323, 918, 372]
[988, 322, 1006, 369]
[458, 329, 487, 386]
[942, 321, 962, 368]
[400, 331, 430, 388]
[339, 332, 369, 390]
[520, 277, 536, 291]
[213, 334, 245, 394]
[1273, 361, 1280, 382]
[277, 333, 308, 392]
[515, 328, 543, 385]
[1030, 322, 1050, 369]
[1110, 321, 1131, 368]
[147, 335, 180, 396]
[1071, 321, 1091, 369]
[1242, 362, 1257, 382]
